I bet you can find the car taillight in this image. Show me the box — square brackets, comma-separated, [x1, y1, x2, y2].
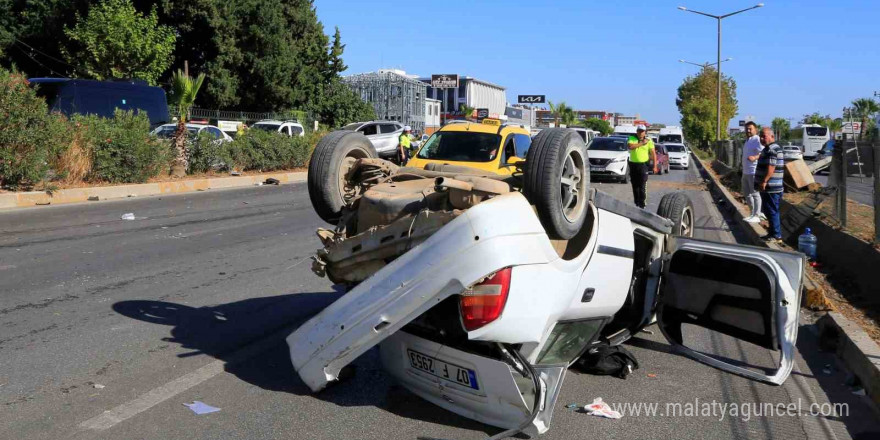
[459, 267, 512, 331]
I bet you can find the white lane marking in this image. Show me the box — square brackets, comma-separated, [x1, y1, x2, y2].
[78, 360, 224, 430]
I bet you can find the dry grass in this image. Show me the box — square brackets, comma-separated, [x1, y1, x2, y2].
[53, 134, 93, 184]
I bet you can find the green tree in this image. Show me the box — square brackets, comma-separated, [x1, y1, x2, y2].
[583, 117, 613, 135]
[771, 117, 790, 141]
[851, 98, 880, 140]
[802, 112, 833, 125]
[676, 66, 738, 145]
[157, 0, 345, 112]
[560, 107, 578, 127]
[62, 0, 175, 84]
[168, 69, 205, 177]
[459, 104, 475, 120]
[308, 79, 375, 128]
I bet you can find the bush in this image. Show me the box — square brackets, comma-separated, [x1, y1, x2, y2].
[77, 110, 171, 183]
[0, 69, 71, 189]
[188, 132, 232, 174]
[225, 129, 314, 172]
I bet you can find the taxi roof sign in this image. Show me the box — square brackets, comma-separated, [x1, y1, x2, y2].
[481, 118, 501, 126]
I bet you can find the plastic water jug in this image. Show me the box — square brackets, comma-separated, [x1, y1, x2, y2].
[798, 228, 817, 261]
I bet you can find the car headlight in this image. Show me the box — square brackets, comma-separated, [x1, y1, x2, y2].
[611, 156, 627, 163]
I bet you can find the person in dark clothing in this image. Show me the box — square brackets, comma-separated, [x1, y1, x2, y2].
[627, 125, 659, 208]
[755, 127, 785, 243]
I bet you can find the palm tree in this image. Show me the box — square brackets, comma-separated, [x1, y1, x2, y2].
[459, 104, 475, 121]
[561, 107, 578, 127]
[771, 117, 790, 141]
[851, 98, 880, 140]
[169, 69, 206, 177]
[547, 100, 571, 127]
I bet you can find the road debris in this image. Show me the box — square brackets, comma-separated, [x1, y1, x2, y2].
[264, 177, 280, 185]
[88, 196, 100, 201]
[183, 401, 221, 415]
[647, 373, 657, 378]
[565, 403, 579, 409]
[254, 182, 263, 186]
[93, 384, 105, 389]
[582, 398, 622, 419]
[120, 213, 135, 221]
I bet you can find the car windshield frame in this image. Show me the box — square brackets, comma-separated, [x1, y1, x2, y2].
[415, 131, 502, 163]
[665, 144, 686, 153]
[805, 127, 827, 136]
[588, 138, 628, 152]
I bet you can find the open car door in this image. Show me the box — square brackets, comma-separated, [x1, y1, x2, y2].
[657, 237, 804, 385]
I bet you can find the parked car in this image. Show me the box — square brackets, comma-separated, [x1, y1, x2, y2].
[665, 143, 690, 169]
[650, 143, 670, 174]
[783, 145, 804, 161]
[341, 121, 404, 158]
[29, 78, 170, 129]
[150, 123, 233, 142]
[251, 120, 305, 137]
[587, 136, 630, 183]
[290, 128, 804, 438]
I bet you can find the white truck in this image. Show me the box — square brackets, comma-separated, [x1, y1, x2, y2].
[288, 128, 804, 437]
[659, 126, 686, 146]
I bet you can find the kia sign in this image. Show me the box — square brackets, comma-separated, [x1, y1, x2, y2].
[517, 95, 546, 104]
[476, 108, 490, 119]
[431, 74, 459, 89]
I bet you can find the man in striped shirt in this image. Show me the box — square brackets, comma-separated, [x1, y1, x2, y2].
[755, 127, 785, 242]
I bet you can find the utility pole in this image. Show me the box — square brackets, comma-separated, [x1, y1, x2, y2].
[678, 4, 764, 142]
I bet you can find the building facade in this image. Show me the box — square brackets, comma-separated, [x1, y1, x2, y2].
[535, 110, 615, 128]
[421, 76, 506, 120]
[424, 98, 441, 134]
[342, 70, 427, 133]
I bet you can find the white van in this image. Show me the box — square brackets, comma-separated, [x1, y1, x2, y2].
[612, 124, 638, 137]
[659, 126, 685, 145]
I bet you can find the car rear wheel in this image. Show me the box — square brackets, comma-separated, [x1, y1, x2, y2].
[524, 128, 590, 239]
[657, 191, 694, 237]
[308, 130, 377, 223]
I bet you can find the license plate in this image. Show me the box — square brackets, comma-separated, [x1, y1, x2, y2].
[407, 349, 479, 390]
[590, 166, 605, 172]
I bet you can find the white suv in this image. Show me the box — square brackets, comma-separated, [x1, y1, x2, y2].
[251, 120, 305, 137]
[341, 121, 404, 158]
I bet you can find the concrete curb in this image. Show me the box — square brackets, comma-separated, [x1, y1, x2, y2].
[694, 154, 880, 407]
[691, 154, 832, 308]
[818, 312, 880, 408]
[0, 171, 307, 210]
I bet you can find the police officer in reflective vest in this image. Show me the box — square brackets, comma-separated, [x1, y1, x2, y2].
[627, 125, 658, 209]
[397, 125, 414, 164]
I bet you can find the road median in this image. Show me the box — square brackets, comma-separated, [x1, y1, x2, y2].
[0, 171, 306, 210]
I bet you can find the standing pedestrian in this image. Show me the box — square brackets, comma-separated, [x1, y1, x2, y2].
[397, 125, 414, 164]
[627, 125, 659, 209]
[741, 121, 765, 223]
[755, 127, 785, 242]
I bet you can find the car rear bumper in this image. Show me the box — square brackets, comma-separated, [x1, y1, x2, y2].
[380, 330, 534, 431]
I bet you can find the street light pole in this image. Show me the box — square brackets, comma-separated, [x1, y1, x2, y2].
[679, 4, 764, 142]
[679, 58, 732, 69]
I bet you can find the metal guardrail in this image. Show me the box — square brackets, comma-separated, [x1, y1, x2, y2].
[172, 107, 308, 123]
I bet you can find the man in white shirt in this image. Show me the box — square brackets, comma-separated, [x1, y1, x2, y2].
[741, 121, 764, 223]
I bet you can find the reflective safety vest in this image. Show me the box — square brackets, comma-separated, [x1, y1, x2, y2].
[627, 136, 654, 163]
[399, 133, 413, 150]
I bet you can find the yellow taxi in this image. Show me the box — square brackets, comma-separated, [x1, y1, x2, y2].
[406, 119, 531, 176]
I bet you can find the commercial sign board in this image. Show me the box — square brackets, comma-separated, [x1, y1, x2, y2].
[739, 120, 746, 127]
[217, 120, 242, 132]
[476, 108, 490, 119]
[842, 121, 861, 135]
[431, 74, 459, 89]
[517, 95, 546, 104]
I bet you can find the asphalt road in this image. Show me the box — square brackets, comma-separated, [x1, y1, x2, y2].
[1, 164, 877, 440]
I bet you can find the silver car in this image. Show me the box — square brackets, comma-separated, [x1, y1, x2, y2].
[341, 121, 404, 158]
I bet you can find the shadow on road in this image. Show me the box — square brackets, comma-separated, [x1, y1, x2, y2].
[112, 292, 499, 436]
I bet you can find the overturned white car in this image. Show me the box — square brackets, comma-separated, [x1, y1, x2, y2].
[287, 128, 804, 437]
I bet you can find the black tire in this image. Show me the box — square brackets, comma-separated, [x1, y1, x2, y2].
[656, 191, 695, 237]
[308, 130, 377, 223]
[524, 128, 590, 239]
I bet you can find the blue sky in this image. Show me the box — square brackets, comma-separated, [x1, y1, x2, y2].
[316, 0, 878, 127]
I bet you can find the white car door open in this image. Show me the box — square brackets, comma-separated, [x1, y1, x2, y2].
[657, 237, 804, 385]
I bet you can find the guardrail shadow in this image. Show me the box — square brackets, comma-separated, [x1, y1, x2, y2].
[112, 291, 499, 436]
